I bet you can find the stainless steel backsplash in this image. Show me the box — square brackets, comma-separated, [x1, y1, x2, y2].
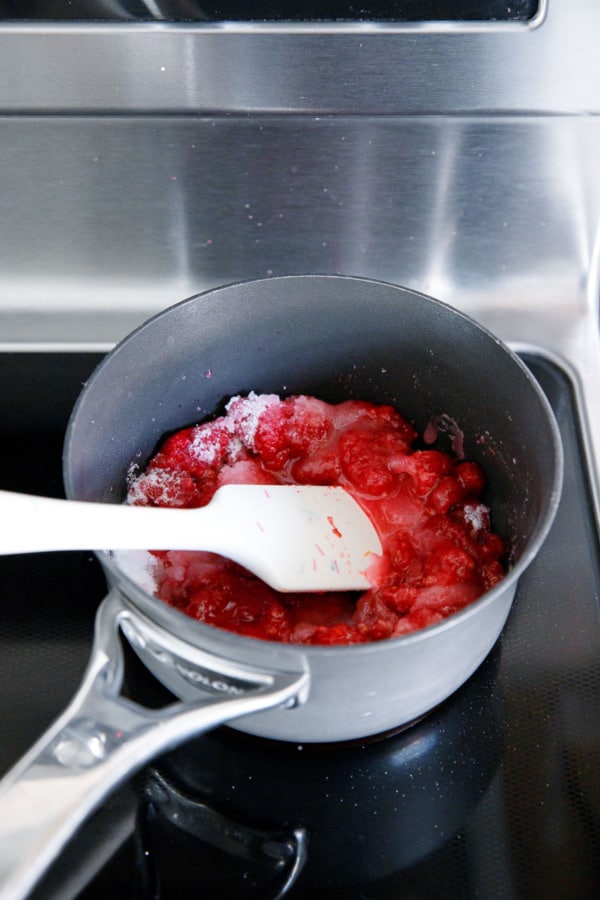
[0, 114, 598, 345]
[0, 0, 598, 354]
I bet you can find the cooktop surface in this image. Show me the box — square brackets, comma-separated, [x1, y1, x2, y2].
[0, 351, 598, 899]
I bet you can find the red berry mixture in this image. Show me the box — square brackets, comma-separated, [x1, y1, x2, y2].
[127, 393, 505, 645]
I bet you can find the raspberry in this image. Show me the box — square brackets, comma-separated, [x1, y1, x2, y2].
[393, 608, 445, 636]
[455, 461, 486, 495]
[480, 532, 505, 561]
[128, 467, 215, 508]
[254, 396, 331, 469]
[339, 430, 400, 496]
[152, 421, 232, 478]
[304, 623, 363, 645]
[333, 400, 416, 447]
[353, 594, 397, 640]
[427, 475, 467, 514]
[186, 569, 291, 641]
[422, 539, 477, 586]
[483, 560, 506, 589]
[291, 447, 341, 484]
[392, 449, 453, 495]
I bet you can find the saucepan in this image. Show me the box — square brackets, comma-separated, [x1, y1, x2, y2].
[0, 275, 562, 899]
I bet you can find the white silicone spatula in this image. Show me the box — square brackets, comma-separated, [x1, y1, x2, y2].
[0, 485, 382, 592]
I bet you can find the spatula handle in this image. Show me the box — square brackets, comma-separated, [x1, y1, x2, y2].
[0, 489, 225, 555]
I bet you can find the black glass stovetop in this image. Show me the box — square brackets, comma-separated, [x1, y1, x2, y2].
[0, 352, 599, 899]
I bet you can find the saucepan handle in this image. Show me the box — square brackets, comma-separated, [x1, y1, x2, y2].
[139, 769, 308, 900]
[0, 589, 308, 900]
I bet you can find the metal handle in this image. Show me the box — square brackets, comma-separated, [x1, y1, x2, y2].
[0, 590, 308, 900]
[140, 769, 307, 900]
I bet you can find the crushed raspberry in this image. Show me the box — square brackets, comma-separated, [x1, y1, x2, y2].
[127, 393, 506, 645]
[390, 449, 453, 495]
[455, 460, 486, 495]
[150, 420, 234, 478]
[127, 467, 216, 508]
[253, 396, 332, 470]
[426, 475, 468, 515]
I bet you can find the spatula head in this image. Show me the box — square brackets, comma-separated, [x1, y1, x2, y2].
[210, 484, 382, 592]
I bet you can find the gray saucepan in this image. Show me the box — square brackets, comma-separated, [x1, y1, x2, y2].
[0, 275, 562, 899]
